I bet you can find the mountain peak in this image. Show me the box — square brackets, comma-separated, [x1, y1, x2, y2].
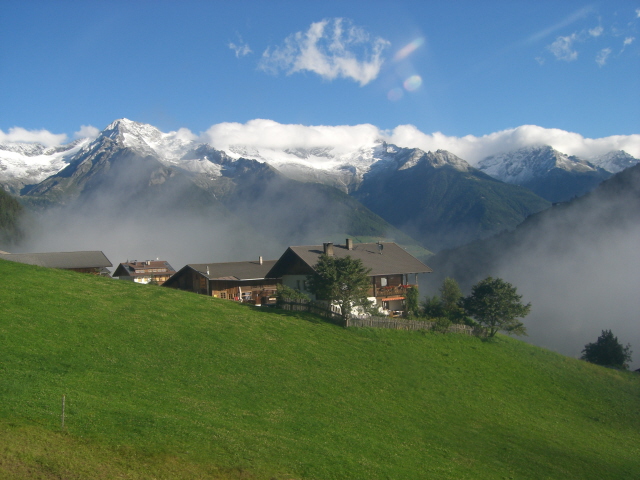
[430, 150, 471, 171]
[102, 118, 159, 139]
[393, 149, 470, 172]
[98, 119, 167, 155]
[592, 150, 640, 174]
[477, 144, 599, 184]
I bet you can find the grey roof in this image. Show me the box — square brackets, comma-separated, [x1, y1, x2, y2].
[268, 242, 432, 277]
[0, 251, 112, 269]
[189, 259, 278, 281]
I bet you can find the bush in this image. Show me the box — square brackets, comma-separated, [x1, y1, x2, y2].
[276, 284, 310, 303]
[432, 317, 452, 334]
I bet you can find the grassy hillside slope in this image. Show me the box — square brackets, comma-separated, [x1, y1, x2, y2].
[1, 259, 639, 479]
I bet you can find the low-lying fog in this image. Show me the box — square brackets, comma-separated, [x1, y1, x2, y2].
[11, 172, 640, 371]
[494, 223, 640, 370]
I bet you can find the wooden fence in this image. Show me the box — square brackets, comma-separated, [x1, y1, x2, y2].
[278, 297, 344, 324]
[278, 298, 485, 336]
[347, 316, 486, 336]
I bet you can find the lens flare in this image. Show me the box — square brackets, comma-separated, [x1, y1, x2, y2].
[387, 87, 404, 101]
[403, 75, 422, 92]
[393, 37, 425, 61]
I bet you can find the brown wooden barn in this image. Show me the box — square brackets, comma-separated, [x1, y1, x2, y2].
[163, 257, 280, 305]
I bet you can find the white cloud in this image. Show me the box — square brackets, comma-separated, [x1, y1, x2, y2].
[173, 127, 198, 142]
[588, 25, 603, 37]
[258, 18, 390, 86]
[596, 47, 612, 66]
[201, 120, 640, 165]
[74, 125, 100, 139]
[386, 124, 640, 163]
[636, 8, 640, 18]
[202, 119, 381, 154]
[526, 6, 594, 44]
[623, 37, 635, 46]
[0, 127, 67, 147]
[548, 34, 578, 61]
[229, 37, 252, 58]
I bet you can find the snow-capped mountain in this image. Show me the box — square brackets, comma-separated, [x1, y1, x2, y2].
[351, 147, 549, 250]
[476, 145, 612, 203]
[591, 150, 640, 174]
[0, 138, 90, 194]
[82, 119, 469, 192]
[477, 145, 600, 183]
[3, 120, 637, 198]
[0, 119, 476, 195]
[100, 118, 194, 163]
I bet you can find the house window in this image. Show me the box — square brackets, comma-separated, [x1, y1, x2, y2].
[303, 280, 308, 291]
[220, 292, 227, 299]
[380, 277, 388, 287]
[296, 280, 301, 291]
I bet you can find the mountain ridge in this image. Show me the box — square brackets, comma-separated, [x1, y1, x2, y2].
[476, 145, 621, 202]
[3, 119, 637, 254]
[3, 119, 637, 198]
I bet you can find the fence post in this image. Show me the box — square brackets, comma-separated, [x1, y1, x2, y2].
[61, 394, 65, 430]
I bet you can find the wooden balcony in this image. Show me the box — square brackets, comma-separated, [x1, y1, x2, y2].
[372, 284, 417, 298]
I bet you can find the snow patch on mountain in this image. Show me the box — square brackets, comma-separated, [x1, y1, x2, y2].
[591, 150, 640, 173]
[103, 118, 195, 163]
[221, 142, 386, 188]
[477, 145, 599, 184]
[0, 138, 91, 193]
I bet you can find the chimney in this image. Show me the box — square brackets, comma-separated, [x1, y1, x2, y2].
[323, 242, 334, 256]
[259, 256, 263, 265]
[346, 238, 353, 250]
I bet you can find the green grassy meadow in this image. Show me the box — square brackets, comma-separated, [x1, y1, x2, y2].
[1, 259, 639, 479]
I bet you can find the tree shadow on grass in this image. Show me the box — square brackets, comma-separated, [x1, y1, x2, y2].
[248, 305, 337, 326]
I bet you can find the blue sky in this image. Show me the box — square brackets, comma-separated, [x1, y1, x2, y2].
[1, 0, 639, 149]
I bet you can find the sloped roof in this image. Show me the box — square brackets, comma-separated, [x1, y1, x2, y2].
[113, 260, 175, 277]
[189, 259, 278, 281]
[267, 242, 432, 278]
[0, 251, 112, 269]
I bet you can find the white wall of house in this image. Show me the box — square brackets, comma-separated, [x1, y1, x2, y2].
[282, 275, 314, 299]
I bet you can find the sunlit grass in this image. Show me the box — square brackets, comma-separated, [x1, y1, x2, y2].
[1, 259, 639, 479]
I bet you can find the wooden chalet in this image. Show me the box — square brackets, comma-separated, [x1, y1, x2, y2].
[113, 260, 176, 285]
[266, 240, 432, 316]
[0, 251, 112, 275]
[163, 257, 280, 305]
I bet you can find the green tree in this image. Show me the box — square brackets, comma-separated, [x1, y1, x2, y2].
[422, 294, 443, 319]
[439, 277, 466, 323]
[307, 254, 372, 321]
[422, 278, 467, 324]
[405, 286, 420, 318]
[581, 330, 632, 369]
[463, 276, 530, 337]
